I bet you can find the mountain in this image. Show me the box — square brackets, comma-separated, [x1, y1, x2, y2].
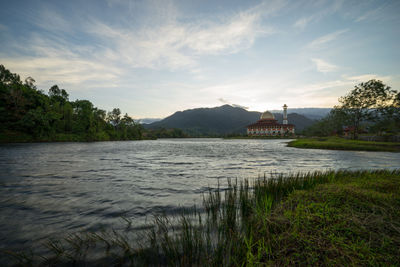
[269, 108, 331, 120]
[145, 105, 315, 136]
[273, 113, 316, 132]
[137, 118, 162, 124]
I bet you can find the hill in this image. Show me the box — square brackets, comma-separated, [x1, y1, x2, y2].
[269, 108, 331, 120]
[145, 105, 315, 136]
[137, 118, 162, 124]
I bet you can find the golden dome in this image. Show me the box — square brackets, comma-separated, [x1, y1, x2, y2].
[260, 111, 275, 120]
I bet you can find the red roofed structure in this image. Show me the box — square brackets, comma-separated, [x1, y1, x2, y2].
[247, 104, 295, 136]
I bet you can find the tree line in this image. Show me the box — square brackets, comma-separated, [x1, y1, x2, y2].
[0, 65, 146, 142]
[303, 80, 400, 139]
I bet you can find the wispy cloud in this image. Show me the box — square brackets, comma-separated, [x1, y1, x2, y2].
[311, 58, 338, 73]
[293, 16, 313, 29]
[293, 0, 344, 30]
[184, 13, 268, 55]
[308, 29, 348, 48]
[0, 26, 125, 90]
[355, 5, 385, 22]
[29, 7, 74, 35]
[1, 56, 123, 89]
[87, 2, 278, 70]
[218, 98, 230, 104]
[218, 98, 249, 110]
[345, 74, 391, 83]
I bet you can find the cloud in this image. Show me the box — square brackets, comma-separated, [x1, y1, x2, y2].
[218, 98, 249, 110]
[30, 7, 74, 34]
[185, 13, 267, 55]
[286, 74, 392, 102]
[293, 16, 313, 29]
[0, 29, 125, 89]
[345, 74, 391, 83]
[308, 29, 348, 48]
[218, 98, 230, 104]
[232, 104, 249, 110]
[311, 58, 338, 73]
[355, 6, 384, 22]
[86, 2, 277, 70]
[293, 0, 344, 30]
[1, 56, 123, 89]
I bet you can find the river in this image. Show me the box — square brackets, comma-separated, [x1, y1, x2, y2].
[1, 138, 399, 250]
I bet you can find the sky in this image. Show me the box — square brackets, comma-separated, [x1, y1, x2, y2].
[0, 0, 399, 119]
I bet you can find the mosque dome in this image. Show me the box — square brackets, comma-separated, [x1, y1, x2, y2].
[260, 111, 275, 120]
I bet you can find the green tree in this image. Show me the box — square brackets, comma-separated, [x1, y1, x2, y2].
[0, 65, 21, 85]
[24, 77, 36, 90]
[335, 80, 398, 139]
[374, 91, 400, 134]
[303, 109, 347, 137]
[72, 100, 95, 140]
[107, 108, 121, 126]
[63, 102, 73, 132]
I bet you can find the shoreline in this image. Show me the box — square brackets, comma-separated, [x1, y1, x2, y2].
[288, 137, 400, 152]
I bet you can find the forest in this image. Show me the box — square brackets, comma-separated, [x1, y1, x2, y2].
[0, 65, 171, 142]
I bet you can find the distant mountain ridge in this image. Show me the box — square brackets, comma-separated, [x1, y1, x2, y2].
[269, 108, 331, 120]
[137, 118, 162, 124]
[144, 105, 316, 136]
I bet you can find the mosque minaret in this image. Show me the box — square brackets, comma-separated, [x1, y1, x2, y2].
[283, 104, 288, 125]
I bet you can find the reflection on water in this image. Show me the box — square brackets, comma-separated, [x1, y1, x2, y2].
[0, 138, 399, 249]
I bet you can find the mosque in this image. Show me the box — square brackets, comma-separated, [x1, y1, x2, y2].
[247, 104, 295, 136]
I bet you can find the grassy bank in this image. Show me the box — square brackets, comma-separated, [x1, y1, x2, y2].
[288, 137, 400, 152]
[224, 135, 295, 140]
[0, 130, 153, 143]
[2, 170, 400, 266]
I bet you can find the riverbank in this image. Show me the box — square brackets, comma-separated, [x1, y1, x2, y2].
[224, 135, 295, 139]
[0, 130, 156, 143]
[288, 137, 400, 152]
[3, 169, 399, 265]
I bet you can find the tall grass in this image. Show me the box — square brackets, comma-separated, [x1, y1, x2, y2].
[140, 171, 340, 266]
[2, 169, 400, 266]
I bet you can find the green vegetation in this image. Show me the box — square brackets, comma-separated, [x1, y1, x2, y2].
[288, 137, 400, 152]
[224, 135, 295, 139]
[0, 65, 144, 142]
[336, 80, 399, 139]
[303, 79, 399, 138]
[144, 127, 188, 139]
[3, 169, 400, 265]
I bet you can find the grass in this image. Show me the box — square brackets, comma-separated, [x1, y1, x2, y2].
[288, 136, 400, 152]
[0, 130, 34, 143]
[2, 169, 400, 266]
[0, 130, 91, 143]
[224, 135, 295, 140]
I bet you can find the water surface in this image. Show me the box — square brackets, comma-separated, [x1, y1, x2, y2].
[1, 138, 399, 249]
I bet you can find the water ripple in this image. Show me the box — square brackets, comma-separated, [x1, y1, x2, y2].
[1, 138, 400, 250]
